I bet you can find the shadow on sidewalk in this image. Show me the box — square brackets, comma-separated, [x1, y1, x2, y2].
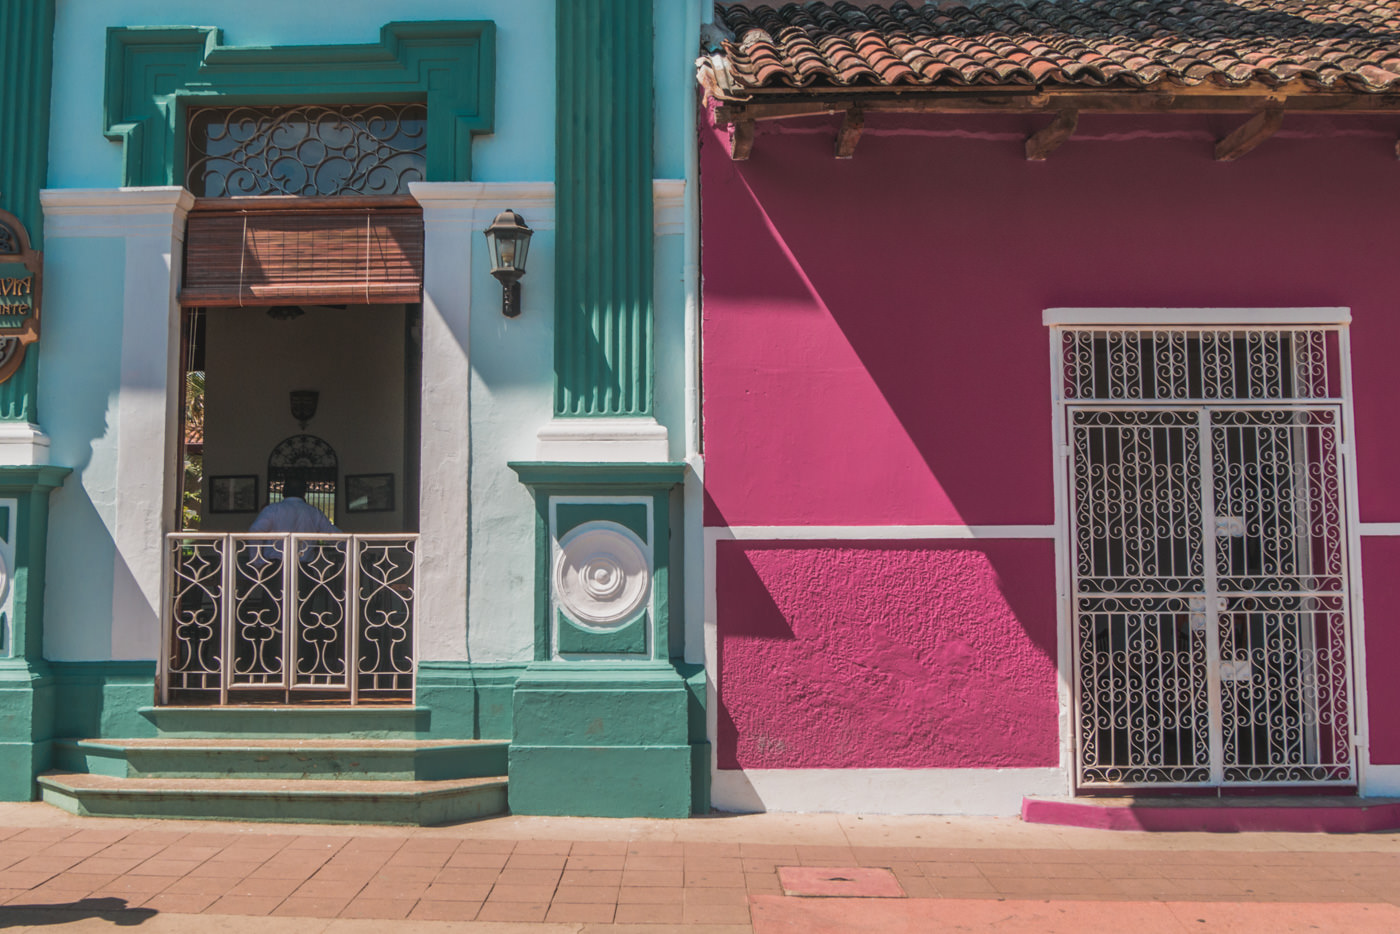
[0, 897, 157, 928]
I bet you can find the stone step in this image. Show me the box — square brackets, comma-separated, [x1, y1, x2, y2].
[39, 772, 508, 826]
[136, 705, 430, 739]
[1022, 795, 1400, 833]
[53, 737, 509, 781]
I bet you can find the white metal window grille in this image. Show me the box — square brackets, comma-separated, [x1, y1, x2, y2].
[163, 533, 416, 705]
[1056, 326, 1354, 788]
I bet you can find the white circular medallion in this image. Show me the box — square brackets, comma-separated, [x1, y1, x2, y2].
[554, 521, 650, 628]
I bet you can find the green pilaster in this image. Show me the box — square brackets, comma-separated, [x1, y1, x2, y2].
[0, 466, 70, 799]
[555, 0, 655, 417]
[0, 0, 56, 422]
[508, 462, 698, 817]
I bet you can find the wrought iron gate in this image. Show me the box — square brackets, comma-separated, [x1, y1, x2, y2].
[1059, 327, 1354, 788]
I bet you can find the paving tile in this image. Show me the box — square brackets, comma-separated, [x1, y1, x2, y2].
[745, 872, 782, 894]
[560, 869, 622, 887]
[487, 883, 558, 902]
[512, 840, 570, 856]
[384, 850, 449, 869]
[453, 839, 515, 854]
[93, 875, 181, 896]
[128, 858, 206, 877]
[779, 866, 905, 898]
[568, 841, 628, 856]
[505, 852, 567, 870]
[627, 854, 683, 871]
[188, 859, 263, 878]
[684, 902, 751, 924]
[445, 852, 509, 870]
[495, 867, 561, 886]
[163, 875, 240, 896]
[229, 874, 304, 898]
[140, 892, 220, 913]
[294, 879, 366, 899]
[614, 901, 685, 924]
[621, 869, 684, 887]
[626, 842, 685, 857]
[420, 882, 493, 901]
[40, 842, 109, 859]
[684, 886, 750, 906]
[476, 900, 550, 922]
[552, 884, 620, 904]
[408, 899, 482, 921]
[358, 881, 428, 901]
[434, 867, 500, 886]
[567, 854, 626, 871]
[338, 897, 416, 919]
[371, 864, 438, 884]
[686, 870, 747, 887]
[617, 885, 686, 904]
[209, 894, 284, 915]
[932, 876, 1000, 897]
[546, 901, 615, 923]
[272, 895, 352, 917]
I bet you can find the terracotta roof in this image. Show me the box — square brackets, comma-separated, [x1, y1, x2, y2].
[702, 0, 1400, 99]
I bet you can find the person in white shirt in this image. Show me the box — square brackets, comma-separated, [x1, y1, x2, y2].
[250, 477, 339, 535]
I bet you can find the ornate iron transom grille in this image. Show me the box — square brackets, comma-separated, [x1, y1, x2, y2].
[1059, 327, 1353, 788]
[185, 103, 427, 197]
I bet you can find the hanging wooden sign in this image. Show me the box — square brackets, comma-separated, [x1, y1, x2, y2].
[0, 209, 41, 384]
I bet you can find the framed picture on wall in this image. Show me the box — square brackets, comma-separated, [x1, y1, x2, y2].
[209, 475, 258, 513]
[346, 473, 395, 513]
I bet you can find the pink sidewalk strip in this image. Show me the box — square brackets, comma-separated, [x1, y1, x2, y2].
[751, 897, 1400, 934]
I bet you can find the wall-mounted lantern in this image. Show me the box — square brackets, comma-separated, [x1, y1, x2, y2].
[483, 209, 533, 318]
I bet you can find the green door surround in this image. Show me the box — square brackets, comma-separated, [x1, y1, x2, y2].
[104, 21, 495, 188]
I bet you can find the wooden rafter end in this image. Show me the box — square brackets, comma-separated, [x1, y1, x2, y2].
[1214, 107, 1285, 161]
[730, 118, 755, 160]
[1025, 109, 1079, 161]
[835, 107, 865, 159]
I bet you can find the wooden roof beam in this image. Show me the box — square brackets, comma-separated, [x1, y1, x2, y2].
[729, 116, 754, 160]
[1026, 109, 1079, 161]
[835, 106, 864, 158]
[1215, 107, 1284, 161]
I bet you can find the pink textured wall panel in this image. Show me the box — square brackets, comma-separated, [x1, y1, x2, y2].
[701, 114, 1400, 528]
[716, 539, 1058, 769]
[1363, 538, 1400, 763]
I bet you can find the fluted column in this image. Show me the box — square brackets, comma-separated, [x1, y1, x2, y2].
[0, 0, 55, 424]
[554, 0, 654, 419]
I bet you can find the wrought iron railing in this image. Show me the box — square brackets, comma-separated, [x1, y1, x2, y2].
[163, 533, 416, 705]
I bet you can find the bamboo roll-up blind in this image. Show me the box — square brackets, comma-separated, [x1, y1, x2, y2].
[181, 201, 423, 307]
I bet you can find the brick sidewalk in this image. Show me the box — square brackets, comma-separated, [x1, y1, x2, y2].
[2, 805, 1400, 931]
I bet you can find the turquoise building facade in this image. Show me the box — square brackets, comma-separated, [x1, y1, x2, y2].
[0, 0, 707, 820]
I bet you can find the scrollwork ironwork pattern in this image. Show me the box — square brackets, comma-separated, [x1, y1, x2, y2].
[186, 104, 427, 197]
[1068, 327, 1353, 788]
[1061, 329, 1338, 402]
[165, 533, 415, 703]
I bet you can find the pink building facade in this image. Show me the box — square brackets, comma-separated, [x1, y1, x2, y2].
[698, 1, 1400, 815]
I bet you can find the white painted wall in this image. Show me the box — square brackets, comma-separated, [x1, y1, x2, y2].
[200, 304, 407, 534]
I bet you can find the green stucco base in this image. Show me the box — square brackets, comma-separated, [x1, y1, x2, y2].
[415, 662, 523, 740]
[0, 660, 54, 800]
[508, 660, 693, 817]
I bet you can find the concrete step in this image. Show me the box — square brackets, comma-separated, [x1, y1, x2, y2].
[39, 771, 508, 826]
[52, 737, 509, 781]
[136, 705, 429, 739]
[1022, 795, 1400, 833]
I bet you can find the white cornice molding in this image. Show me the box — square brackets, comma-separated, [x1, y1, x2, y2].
[411, 179, 686, 236]
[1044, 307, 1351, 327]
[41, 187, 195, 239]
[410, 181, 556, 229]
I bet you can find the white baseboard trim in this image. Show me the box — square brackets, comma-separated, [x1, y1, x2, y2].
[712, 767, 1067, 816]
[536, 417, 670, 462]
[1362, 764, 1400, 796]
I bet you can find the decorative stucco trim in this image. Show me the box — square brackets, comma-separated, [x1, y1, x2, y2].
[1044, 306, 1351, 327]
[536, 418, 670, 463]
[707, 524, 1055, 541]
[409, 181, 556, 230]
[0, 423, 50, 467]
[1359, 523, 1400, 536]
[653, 179, 685, 236]
[712, 767, 1067, 816]
[41, 187, 196, 239]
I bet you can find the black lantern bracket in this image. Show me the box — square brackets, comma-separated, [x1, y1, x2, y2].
[483, 209, 533, 317]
